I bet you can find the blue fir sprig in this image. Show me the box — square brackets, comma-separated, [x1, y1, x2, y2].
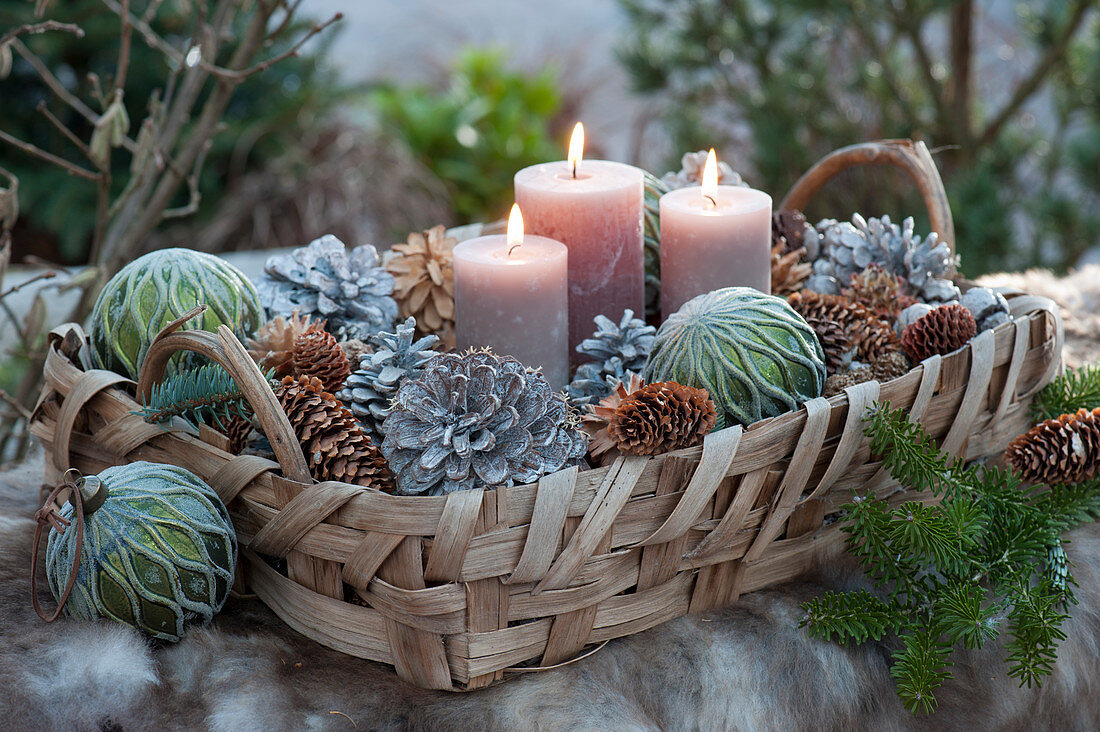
[137, 363, 268, 429]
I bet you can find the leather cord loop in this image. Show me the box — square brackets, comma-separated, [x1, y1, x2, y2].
[30, 476, 85, 622]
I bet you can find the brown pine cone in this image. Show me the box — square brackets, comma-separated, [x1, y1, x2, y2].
[901, 304, 976, 362]
[822, 351, 913, 397]
[805, 316, 853, 374]
[293, 328, 351, 393]
[607, 381, 717, 456]
[224, 414, 253, 455]
[772, 209, 807, 255]
[771, 243, 812, 297]
[787, 290, 900, 364]
[581, 372, 646, 459]
[247, 313, 321, 377]
[274, 375, 395, 491]
[1005, 407, 1100, 486]
[842, 264, 918, 323]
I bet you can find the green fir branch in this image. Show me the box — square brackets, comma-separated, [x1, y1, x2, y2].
[803, 402, 1100, 715]
[137, 363, 259, 429]
[1030, 364, 1100, 422]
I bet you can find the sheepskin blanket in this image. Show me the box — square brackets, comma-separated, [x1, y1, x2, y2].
[2, 268, 1099, 731]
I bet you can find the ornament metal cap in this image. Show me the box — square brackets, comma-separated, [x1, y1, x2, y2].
[63, 468, 108, 516]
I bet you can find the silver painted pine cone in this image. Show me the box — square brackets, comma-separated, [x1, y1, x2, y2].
[381, 350, 588, 495]
[258, 234, 398, 340]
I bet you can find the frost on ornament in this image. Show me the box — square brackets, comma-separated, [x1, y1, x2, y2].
[258, 235, 398, 340]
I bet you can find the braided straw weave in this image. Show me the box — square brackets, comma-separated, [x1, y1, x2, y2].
[29, 141, 1064, 691]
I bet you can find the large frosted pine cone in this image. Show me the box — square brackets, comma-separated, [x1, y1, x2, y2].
[337, 317, 440, 441]
[385, 225, 457, 349]
[900, 303, 976, 362]
[1005, 407, 1100, 486]
[258, 235, 397, 340]
[381, 350, 587, 495]
[275, 375, 394, 490]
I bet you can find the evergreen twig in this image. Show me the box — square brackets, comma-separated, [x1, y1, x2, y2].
[137, 363, 262, 429]
[802, 392, 1100, 715]
[1030, 363, 1100, 422]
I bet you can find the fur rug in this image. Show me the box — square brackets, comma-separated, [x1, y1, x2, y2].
[1, 268, 1098, 731]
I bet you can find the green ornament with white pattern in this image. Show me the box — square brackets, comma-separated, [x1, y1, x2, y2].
[45, 462, 237, 642]
[644, 287, 825, 429]
[89, 248, 262, 379]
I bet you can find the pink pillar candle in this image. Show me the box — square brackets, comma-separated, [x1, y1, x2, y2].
[659, 185, 772, 318]
[453, 234, 569, 389]
[514, 160, 644, 354]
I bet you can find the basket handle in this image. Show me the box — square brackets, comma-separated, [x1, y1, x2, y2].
[135, 306, 313, 485]
[780, 139, 955, 257]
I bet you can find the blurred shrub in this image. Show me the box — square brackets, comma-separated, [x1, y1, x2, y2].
[0, 0, 347, 263]
[618, 0, 1100, 274]
[371, 48, 562, 224]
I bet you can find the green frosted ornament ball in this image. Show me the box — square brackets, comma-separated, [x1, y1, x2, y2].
[45, 462, 237, 642]
[644, 287, 826, 429]
[89, 248, 262, 379]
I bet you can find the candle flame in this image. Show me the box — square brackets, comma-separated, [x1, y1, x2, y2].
[702, 148, 719, 206]
[507, 204, 524, 253]
[568, 122, 584, 177]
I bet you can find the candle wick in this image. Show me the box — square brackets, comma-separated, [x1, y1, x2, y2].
[704, 194, 718, 208]
[508, 243, 521, 256]
[572, 160, 577, 179]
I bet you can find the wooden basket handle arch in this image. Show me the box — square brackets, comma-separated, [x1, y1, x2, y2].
[136, 305, 313, 484]
[780, 139, 956, 258]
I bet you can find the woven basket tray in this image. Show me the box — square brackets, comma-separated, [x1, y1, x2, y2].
[30, 141, 1064, 691]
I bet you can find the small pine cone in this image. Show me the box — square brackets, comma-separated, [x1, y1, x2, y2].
[1005, 407, 1100, 486]
[246, 312, 318, 376]
[224, 414, 253, 455]
[869, 351, 911, 381]
[805, 316, 853, 374]
[772, 209, 807, 255]
[293, 328, 351, 393]
[901, 304, 976, 362]
[274, 375, 394, 491]
[788, 290, 899, 364]
[771, 243, 812, 297]
[581, 372, 646, 459]
[607, 382, 717, 456]
[842, 263, 918, 323]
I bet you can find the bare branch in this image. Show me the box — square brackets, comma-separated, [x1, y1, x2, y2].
[201, 12, 342, 80]
[0, 129, 99, 180]
[0, 20, 83, 48]
[978, 0, 1093, 148]
[162, 139, 212, 219]
[99, 0, 182, 64]
[0, 270, 56, 299]
[11, 39, 99, 125]
[266, 0, 304, 42]
[115, 0, 133, 92]
[36, 102, 92, 159]
[0, 391, 33, 422]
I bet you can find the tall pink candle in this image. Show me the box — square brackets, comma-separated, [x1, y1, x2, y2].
[514, 125, 644, 354]
[659, 151, 771, 318]
[453, 207, 569, 388]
